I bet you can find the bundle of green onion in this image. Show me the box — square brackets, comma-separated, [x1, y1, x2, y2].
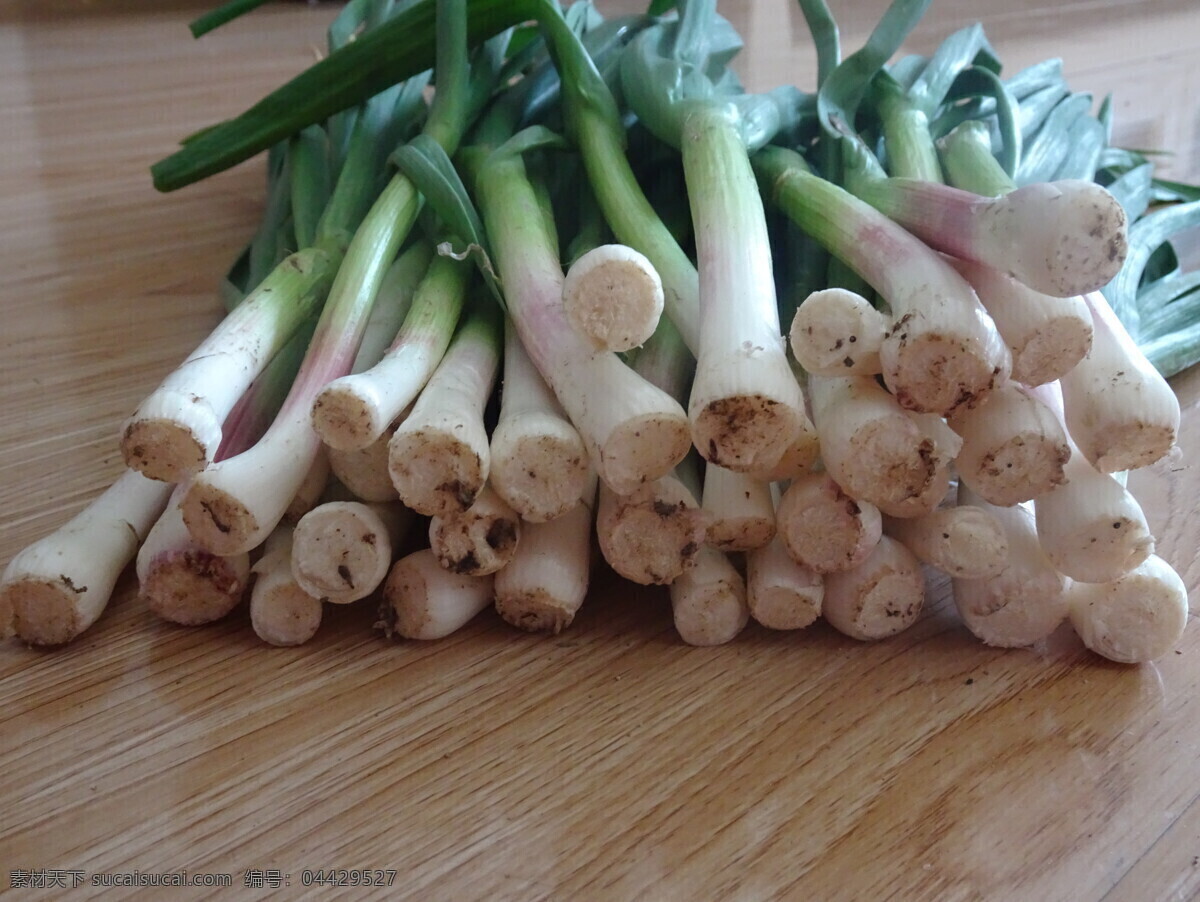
[3, 0, 1197, 664]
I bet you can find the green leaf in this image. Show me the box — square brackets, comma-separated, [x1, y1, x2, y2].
[520, 15, 651, 127]
[648, 0, 678, 14]
[1003, 58, 1063, 100]
[1052, 113, 1105, 181]
[1097, 92, 1114, 145]
[328, 0, 374, 51]
[1141, 329, 1200, 377]
[1151, 177, 1200, 203]
[939, 65, 1021, 177]
[1016, 83, 1070, 139]
[189, 0, 272, 38]
[1137, 269, 1200, 340]
[489, 124, 570, 162]
[1016, 92, 1092, 185]
[1105, 199, 1200, 333]
[153, 0, 532, 192]
[795, 0, 841, 88]
[817, 0, 932, 143]
[1103, 162, 1154, 221]
[888, 55, 928, 91]
[390, 134, 504, 308]
[908, 23, 998, 114]
[1141, 241, 1180, 287]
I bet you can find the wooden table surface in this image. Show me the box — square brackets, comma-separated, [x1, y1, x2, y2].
[3, 1, 1199, 899]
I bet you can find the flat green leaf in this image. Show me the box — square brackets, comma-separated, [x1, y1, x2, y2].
[796, 0, 841, 88]
[1097, 92, 1114, 145]
[329, 0, 374, 51]
[908, 23, 998, 114]
[1052, 114, 1105, 181]
[1140, 320, 1200, 377]
[1105, 200, 1200, 332]
[189, 0, 272, 38]
[1016, 83, 1070, 139]
[888, 55, 928, 91]
[1140, 243, 1180, 293]
[1151, 177, 1200, 203]
[938, 65, 1021, 176]
[1017, 92, 1091, 185]
[1004, 58, 1063, 100]
[1137, 269, 1200, 340]
[1103, 162, 1154, 221]
[391, 134, 504, 308]
[153, 0, 533, 192]
[489, 124, 570, 162]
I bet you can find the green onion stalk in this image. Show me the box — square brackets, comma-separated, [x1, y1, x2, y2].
[618, 0, 809, 471]
[0, 140, 313, 645]
[153, 0, 706, 357]
[847, 158, 1129, 300]
[311, 251, 470, 451]
[387, 297, 502, 517]
[752, 145, 1009, 416]
[136, 317, 319, 627]
[936, 121, 1094, 386]
[181, 0, 490, 556]
[938, 124, 1180, 474]
[463, 99, 691, 496]
[122, 49, 428, 485]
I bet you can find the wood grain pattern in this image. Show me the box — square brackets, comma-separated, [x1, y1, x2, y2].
[1, 2, 1198, 899]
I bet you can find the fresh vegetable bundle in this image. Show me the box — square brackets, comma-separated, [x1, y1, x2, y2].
[3, 0, 1196, 664]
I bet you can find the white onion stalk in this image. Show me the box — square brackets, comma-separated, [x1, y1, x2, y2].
[822, 535, 925, 641]
[137, 488, 251, 625]
[494, 478, 596, 634]
[283, 450, 332, 524]
[776, 471, 882, 573]
[809, 375, 956, 515]
[701, 463, 775, 552]
[753, 147, 1010, 416]
[952, 488, 1070, 648]
[380, 548, 495, 640]
[950, 258, 1092, 386]
[290, 500, 413, 604]
[473, 152, 691, 495]
[182, 176, 423, 556]
[789, 288, 888, 376]
[1068, 554, 1188, 664]
[249, 525, 324, 647]
[948, 381, 1070, 506]
[311, 253, 467, 451]
[489, 317, 590, 522]
[1059, 292, 1181, 472]
[875, 464, 954, 520]
[852, 177, 1128, 298]
[1029, 383, 1155, 582]
[744, 426, 822, 482]
[429, 484, 521, 577]
[562, 243, 664, 352]
[596, 468, 708, 586]
[683, 106, 807, 471]
[138, 323, 309, 626]
[747, 487, 824, 631]
[2, 470, 172, 645]
[387, 302, 501, 517]
[120, 247, 335, 483]
[669, 544, 750, 647]
[883, 504, 1008, 579]
[326, 425, 400, 503]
